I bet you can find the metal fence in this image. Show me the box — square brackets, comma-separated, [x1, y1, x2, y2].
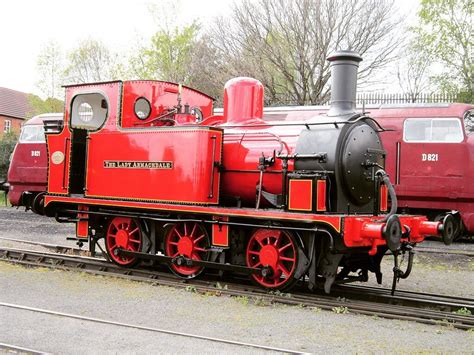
[265, 92, 460, 106]
[355, 92, 458, 105]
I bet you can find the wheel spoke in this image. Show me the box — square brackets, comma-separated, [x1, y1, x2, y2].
[278, 263, 291, 278]
[273, 231, 282, 246]
[256, 239, 264, 248]
[129, 227, 139, 235]
[191, 252, 202, 261]
[194, 247, 206, 252]
[193, 234, 205, 245]
[279, 256, 296, 262]
[129, 238, 141, 244]
[174, 227, 183, 239]
[112, 221, 120, 232]
[168, 241, 178, 246]
[252, 261, 262, 268]
[279, 243, 292, 253]
[190, 223, 198, 237]
[248, 250, 260, 255]
[184, 222, 188, 236]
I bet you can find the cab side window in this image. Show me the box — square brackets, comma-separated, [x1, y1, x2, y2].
[464, 109, 474, 134]
[71, 93, 108, 131]
[403, 118, 463, 143]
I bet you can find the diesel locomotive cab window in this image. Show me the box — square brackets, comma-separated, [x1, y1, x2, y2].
[71, 93, 108, 130]
[403, 118, 463, 143]
[19, 125, 45, 143]
[464, 110, 474, 134]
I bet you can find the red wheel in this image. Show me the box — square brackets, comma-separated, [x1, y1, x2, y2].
[164, 222, 210, 278]
[105, 217, 143, 267]
[246, 229, 299, 290]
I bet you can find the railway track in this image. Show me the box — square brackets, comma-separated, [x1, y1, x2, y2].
[2, 235, 473, 259]
[415, 245, 474, 257]
[0, 302, 303, 354]
[0, 342, 49, 355]
[1, 246, 473, 330]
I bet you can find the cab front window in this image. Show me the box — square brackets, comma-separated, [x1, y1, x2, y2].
[19, 125, 46, 143]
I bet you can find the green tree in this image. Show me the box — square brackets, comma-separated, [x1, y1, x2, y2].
[0, 131, 19, 180]
[132, 22, 199, 83]
[27, 94, 64, 116]
[412, 0, 473, 102]
[124, 22, 223, 99]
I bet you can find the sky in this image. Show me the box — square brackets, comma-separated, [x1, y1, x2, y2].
[0, 0, 234, 95]
[0, 0, 419, 96]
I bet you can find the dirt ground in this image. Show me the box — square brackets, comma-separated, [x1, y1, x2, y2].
[0, 207, 473, 353]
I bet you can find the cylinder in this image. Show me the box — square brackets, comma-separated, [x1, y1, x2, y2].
[326, 50, 363, 117]
[223, 77, 264, 124]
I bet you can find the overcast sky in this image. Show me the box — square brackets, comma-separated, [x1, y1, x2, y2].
[0, 0, 419, 96]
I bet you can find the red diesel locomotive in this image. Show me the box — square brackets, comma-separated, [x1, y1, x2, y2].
[6, 113, 63, 209]
[33, 51, 452, 292]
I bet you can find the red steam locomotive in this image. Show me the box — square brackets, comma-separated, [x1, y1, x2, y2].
[31, 51, 452, 292]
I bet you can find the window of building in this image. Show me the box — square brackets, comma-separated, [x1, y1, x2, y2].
[403, 118, 463, 143]
[4, 120, 11, 133]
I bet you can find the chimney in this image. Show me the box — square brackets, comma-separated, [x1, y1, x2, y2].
[326, 50, 362, 117]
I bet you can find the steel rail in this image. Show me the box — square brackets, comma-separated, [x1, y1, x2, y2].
[337, 284, 474, 307]
[1, 247, 473, 330]
[0, 342, 50, 355]
[414, 246, 474, 257]
[0, 302, 305, 354]
[0, 236, 90, 256]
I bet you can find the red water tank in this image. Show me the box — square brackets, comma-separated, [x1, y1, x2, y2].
[223, 77, 264, 124]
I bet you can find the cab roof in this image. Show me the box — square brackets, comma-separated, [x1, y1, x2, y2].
[26, 113, 63, 125]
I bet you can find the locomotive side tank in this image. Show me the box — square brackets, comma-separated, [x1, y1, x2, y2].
[35, 51, 451, 293]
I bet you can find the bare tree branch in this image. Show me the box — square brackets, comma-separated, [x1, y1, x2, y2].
[210, 0, 403, 105]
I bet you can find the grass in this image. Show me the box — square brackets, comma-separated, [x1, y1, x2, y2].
[332, 306, 349, 314]
[453, 307, 472, 316]
[0, 191, 10, 206]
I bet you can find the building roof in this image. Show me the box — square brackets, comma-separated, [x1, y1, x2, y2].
[0, 87, 32, 120]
